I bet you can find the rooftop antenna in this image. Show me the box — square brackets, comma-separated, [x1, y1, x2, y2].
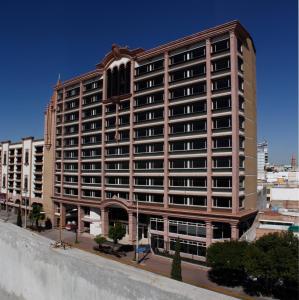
[57, 73, 62, 85]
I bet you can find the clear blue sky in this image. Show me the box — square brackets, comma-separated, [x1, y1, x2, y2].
[0, 0, 297, 164]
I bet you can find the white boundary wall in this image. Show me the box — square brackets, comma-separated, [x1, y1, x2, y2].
[0, 221, 236, 300]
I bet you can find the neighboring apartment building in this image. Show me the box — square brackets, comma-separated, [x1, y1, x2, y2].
[0, 137, 44, 214]
[43, 20, 257, 260]
[257, 140, 268, 181]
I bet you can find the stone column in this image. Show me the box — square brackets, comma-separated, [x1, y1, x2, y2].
[77, 205, 84, 233]
[206, 221, 213, 247]
[163, 216, 169, 251]
[128, 212, 137, 244]
[101, 208, 109, 237]
[60, 202, 66, 227]
[231, 223, 239, 240]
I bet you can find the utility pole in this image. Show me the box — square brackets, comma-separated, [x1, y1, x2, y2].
[136, 197, 139, 263]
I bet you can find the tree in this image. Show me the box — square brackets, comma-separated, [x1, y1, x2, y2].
[108, 223, 126, 244]
[17, 207, 22, 227]
[94, 235, 107, 247]
[244, 232, 299, 299]
[206, 240, 248, 286]
[29, 204, 45, 229]
[171, 238, 182, 281]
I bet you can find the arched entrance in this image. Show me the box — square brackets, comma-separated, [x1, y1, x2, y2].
[104, 204, 130, 244]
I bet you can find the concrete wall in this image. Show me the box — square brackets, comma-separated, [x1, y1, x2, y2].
[0, 221, 235, 300]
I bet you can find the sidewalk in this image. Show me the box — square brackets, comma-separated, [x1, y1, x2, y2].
[38, 228, 254, 300]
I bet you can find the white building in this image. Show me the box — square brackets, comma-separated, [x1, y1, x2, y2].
[0, 137, 44, 214]
[257, 140, 268, 180]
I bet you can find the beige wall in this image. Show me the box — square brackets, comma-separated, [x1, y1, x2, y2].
[243, 36, 257, 209]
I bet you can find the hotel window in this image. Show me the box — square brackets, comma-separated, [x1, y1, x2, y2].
[169, 195, 207, 207]
[211, 39, 230, 54]
[169, 219, 206, 237]
[213, 177, 232, 188]
[84, 80, 102, 92]
[25, 150, 29, 165]
[170, 139, 206, 152]
[135, 59, 164, 76]
[66, 87, 80, 98]
[64, 188, 78, 196]
[64, 137, 78, 147]
[64, 175, 78, 183]
[135, 160, 163, 170]
[211, 57, 230, 72]
[64, 163, 78, 172]
[64, 112, 79, 122]
[119, 114, 130, 126]
[82, 121, 101, 132]
[106, 146, 129, 156]
[134, 92, 164, 107]
[3, 152, 7, 165]
[169, 64, 206, 82]
[170, 120, 206, 134]
[64, 124, 79, 135]
[213, 197, 232, 208]
[150, 218, 164, 231]
[213, 157, 232, 168]
[169, 177, 206, 188]
[213, 136, 232, 149]
[238, 76, 244, 91]
[170, 101, 206, 117]
[119, 100, 130, 111]
[170, 158, 206, 169]
[135, 143, 163, 154]
[119, 130, 129, 141]
[169, 238, 206, 257]
[106, 117, 116, 128]
[213, 116, 231, 129]
[2, 175, 6, 188]
[135, 109, 164, 123]
[82, 93, 102, 106]
[81, 148, 101, 158]
[64, 150, 78, 159]
[106, 191, 129, 200]
[170, 46, 205, 65]
[65, 99, 79, 111]
[106, 161, 129, 170]
[82, 176, 101, 184]
[170, 82, 206, 99]
[212, 96, 231, 110]
[106, 104, 116, 114]
[82, 107, 101, 119]
[106, 176, 129, 185]
[212, 76, 231, 91]
[134, 193, 164, 203]
[135, 126, 163, 138]
[82, 190, 101, 198]
[135, 75, 164, 92]
[135, 177, 163, 186]
[238, 57, 244, 72]
[82, 162, 101, 171]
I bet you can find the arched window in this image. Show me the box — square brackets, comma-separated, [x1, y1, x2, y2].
[107, 69, 112, 98]
[119, 64, 126, 95]
[112, 66, 119, 97]
[106, 61, 131, 98]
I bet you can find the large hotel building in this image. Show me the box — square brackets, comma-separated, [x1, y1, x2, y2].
[42, 20, 257, 260]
